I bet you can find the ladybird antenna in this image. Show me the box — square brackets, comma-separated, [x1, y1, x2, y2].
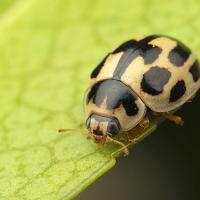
[58, 128, 77, 133]
[58, 128, 94, 140]
[106, 135, 129, 156]
[58, 128, 88, 135]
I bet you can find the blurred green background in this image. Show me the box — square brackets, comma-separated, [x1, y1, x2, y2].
[0, 0, 200, 199]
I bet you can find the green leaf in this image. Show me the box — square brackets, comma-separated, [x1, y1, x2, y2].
[0, 0, 199, 199]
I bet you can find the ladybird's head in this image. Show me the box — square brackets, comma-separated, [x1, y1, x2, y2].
[86, 114, 120, 138]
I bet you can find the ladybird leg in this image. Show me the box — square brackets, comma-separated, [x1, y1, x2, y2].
[127, 132, 137, 144]
[134, 117, 150, 132]
[118, 137, 126, 142]
[162, 113, 184, 126]
[106, 136, 129, 156]
[139, 117, 150, 129]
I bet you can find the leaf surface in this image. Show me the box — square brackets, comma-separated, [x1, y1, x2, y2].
[0, 0, 199, 199]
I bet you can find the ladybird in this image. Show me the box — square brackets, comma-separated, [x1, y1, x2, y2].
[83, 35, 200, 155]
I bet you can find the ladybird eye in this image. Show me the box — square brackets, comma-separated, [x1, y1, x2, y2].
[107, 122, 120, 136]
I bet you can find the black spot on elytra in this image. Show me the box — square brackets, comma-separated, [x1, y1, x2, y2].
[90, 53, 110, 78]
[141, 66, 171, 95]
[168, 41, 191, 67]
[86, 79, 139, 116]
[143, 45, 162, 64]
[189, 60, 200, 82]
[170, 80, 186, 102]
[113, 35, 162, 79]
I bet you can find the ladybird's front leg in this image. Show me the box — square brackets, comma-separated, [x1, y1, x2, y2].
[127, 116, 150, 144]
[127, 132, 137, 144]
[134, 116, 150, 132]
[162, 112, 184, 126]
[139, 117, 150, 129]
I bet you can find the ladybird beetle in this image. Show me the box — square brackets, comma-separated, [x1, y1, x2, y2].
[83, 35, 200, 155]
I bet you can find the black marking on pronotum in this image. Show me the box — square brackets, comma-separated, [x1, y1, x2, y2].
[90, 53, 110, 78]
[86, 82, 99, 104]
[168, 41, 191, 67]
[113, 35, 162, 79]
[86, 79, 139, 116]
[122, 93, 139, 116]
[189, 60, 200, 82]
[170, 80, 186, 102]
[141, 66, 171, 95]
